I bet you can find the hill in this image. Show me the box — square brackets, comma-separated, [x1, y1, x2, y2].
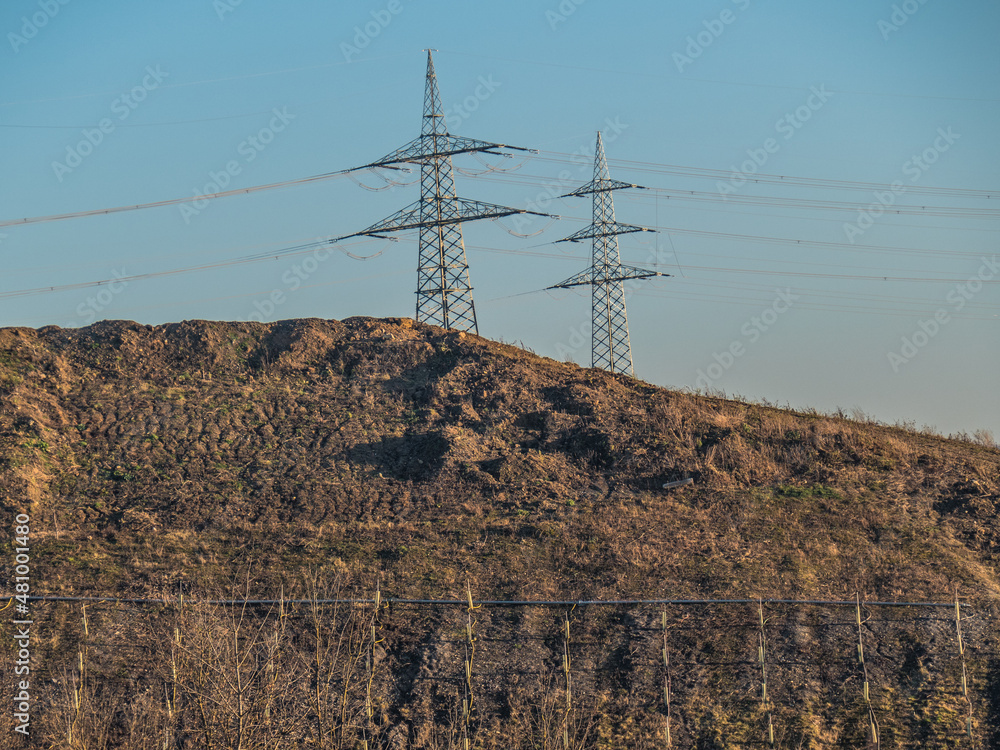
[0, 316, 997, 748]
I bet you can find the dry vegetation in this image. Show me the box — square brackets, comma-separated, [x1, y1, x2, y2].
[0, 316, 997, 748]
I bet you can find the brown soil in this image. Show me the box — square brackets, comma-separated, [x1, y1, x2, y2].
[0, 317, 997, 748]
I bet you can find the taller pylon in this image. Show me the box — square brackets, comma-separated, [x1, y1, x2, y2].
[346, 50, 551, 333]
[547, 132, 667, 376]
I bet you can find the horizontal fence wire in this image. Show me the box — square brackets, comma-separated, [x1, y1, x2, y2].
[7, 591, 994, 746]
[6, 594, 980, 609]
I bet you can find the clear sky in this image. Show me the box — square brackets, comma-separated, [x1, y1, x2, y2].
[2, 0, 998, 440]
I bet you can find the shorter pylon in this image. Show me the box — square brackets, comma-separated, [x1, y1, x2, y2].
[547, 132, 666, 376]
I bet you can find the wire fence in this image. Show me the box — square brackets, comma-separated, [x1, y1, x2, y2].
[13, 593, 981, 608]
[6, 592, 995, 748]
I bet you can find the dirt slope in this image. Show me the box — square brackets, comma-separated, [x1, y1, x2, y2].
[0, 317, 997, 748]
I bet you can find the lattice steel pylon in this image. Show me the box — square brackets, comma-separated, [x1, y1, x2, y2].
[547, 132, 667, 376]
[345, 50, 551, 334]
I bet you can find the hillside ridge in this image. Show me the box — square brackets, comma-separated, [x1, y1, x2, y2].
[1, 315, 997, 599]
[1, 316, 998, 747]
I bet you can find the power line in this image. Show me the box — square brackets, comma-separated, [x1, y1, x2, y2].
[0, 170, 355, 229]
[3, 230, 993, 306]
[470, 242, 998, 285]
[618, 193, 1000, 236]
[522, 210, 995, 262]
[6, 153, 995, 231]
[646, 226, 994, 262]
[469, 169, 1000, 218]
[487, 266, 1000, 320]
[656, 276, 1000, 314]
[532, 151, 999, 200]
[2, 268, 413, 329]
[0, 236, 387, 301]
[8, 142, 997, 230]
[630, 288, 1000, 321]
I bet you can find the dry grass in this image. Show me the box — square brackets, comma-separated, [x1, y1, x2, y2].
[0, 316, 998, 746]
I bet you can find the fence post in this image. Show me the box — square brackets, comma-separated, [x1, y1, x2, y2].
[954, 589, 974, 744]
[662, 609, 672, 748]
[462, 582, 479, 750]
[758, 599, 775, 747]
[855, 594, 879, 747]
[363, 582, 383, 750]
[562, 608, 573, 748]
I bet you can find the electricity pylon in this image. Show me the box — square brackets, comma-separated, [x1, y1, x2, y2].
[345, 50, 551, 334]
[547, 132, 667, 376]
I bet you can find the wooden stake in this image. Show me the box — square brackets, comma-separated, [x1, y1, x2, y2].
[462, 581, 479, 750]
[758, 598, 775, 746]
[662, 609, 672, 748]
[954, 589, 974, 744]
[563, 613, 572, 710]
[367, 581, 383, 747]
[562, 609, 573, 748]
[855, 594, 879, 748]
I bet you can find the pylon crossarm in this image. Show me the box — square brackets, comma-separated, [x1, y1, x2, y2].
[609, 265, 667, 282]
[556, 222, 655, 243]
[547, 267, 595, 290]
[354, 135, 534, 171]
[547, 266, 666, 290]
[560, 179, 644, 198]
[344, 201, 424, 237]
[346, 199, 554, 238]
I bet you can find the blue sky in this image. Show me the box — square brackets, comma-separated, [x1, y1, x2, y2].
[2, 0, 998, 439]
